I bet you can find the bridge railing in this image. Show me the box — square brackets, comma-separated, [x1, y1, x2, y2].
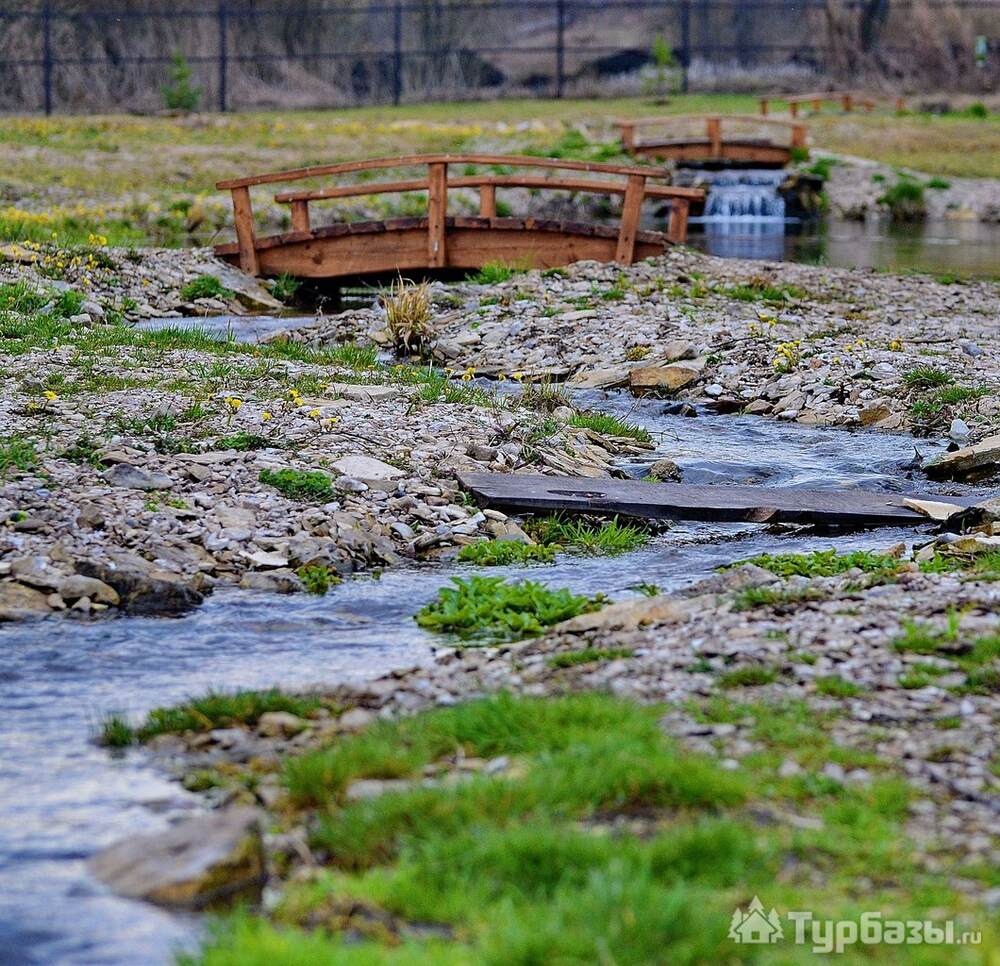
[615, 115, 807, 156]
[216, 154, 704, 276]
[758, 91, 906, 117]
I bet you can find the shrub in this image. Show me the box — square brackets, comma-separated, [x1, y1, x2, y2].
[470, 261, 519, 284]
[415, 576, 605, 641]
[878, 178, 926, 221]
[297, 565, 340, 595]
[162, 52, 202, 112]
[259, 467, 333, 501]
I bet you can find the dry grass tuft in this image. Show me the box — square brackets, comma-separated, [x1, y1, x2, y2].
[382, 276, 433, 353]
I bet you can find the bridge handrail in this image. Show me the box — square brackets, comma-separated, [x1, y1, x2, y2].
[218, 154, 704, 276]
[615, 114, 807, 131]
[216, 153, 674, 191]
[759, 91, 904, 116]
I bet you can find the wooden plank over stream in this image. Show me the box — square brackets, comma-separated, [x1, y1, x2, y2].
[458, 472, 978, 528]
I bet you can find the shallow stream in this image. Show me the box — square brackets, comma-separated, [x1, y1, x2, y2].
[0, 386, 977, 965]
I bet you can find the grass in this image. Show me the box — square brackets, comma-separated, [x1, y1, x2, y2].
[903, 365, 953, 389]
[414, 576, 604, 642]
[0, 434, 39, 478]
[216, 431, 274, 451]
[548, 647, 634, 668]
[567, 409, 651, 442]
[180, 274, 234, 301]
[815, 675, 865, 698]
[456, 540, 557, 566]
[181, 687, 991, 964]
[524, 514, 649, 555]
[731, 585, 827, 612]
[718, 665, 778, 688]
[469, 260, 521, 284]
[724, 280, 805, 304]
[728, 549, 903, 579]
[877, 177, 926, 219]
[259, 467, 334, 502]
[103, 689, 325, 745]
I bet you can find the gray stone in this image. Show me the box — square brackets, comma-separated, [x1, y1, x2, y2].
[58, 574, 120, 606]
[89, 807, 264, 910]
[0, 581, 54, 621]
[102, 463, 173, 491]
[331, 455, 406, 482]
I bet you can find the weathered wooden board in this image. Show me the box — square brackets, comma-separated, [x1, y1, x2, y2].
[458, 472, 977, 528]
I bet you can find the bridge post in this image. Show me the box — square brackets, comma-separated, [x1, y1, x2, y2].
[427, 162, 448, 267]
[790, 124, 806, 150]
[290, 200, 311, 233]
[706, 116, 721, 158]
[667, 198, 689, 245]
[479, 183, 497, 218]
[841, 93, 852, 112]
[618, 122, 636, 152]
[230, 187, 260, 276]
[615, 174, 645, 264]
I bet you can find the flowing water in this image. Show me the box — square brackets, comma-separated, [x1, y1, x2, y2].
[2, 381, 981, 966]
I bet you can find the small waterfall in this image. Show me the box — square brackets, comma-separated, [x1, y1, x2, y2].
[696, 169, 788, 222]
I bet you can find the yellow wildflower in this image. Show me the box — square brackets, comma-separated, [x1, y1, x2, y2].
[224, 396, 243, 411]
[42, 389, 58, 401]
[261, 411, 272, 422]
[309, 408, 321, 418]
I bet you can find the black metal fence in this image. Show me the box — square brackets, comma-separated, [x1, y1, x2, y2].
[0, 0, 997, 115]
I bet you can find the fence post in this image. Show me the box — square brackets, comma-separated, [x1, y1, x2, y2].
[555, 0, 566, 98]
[392, 0, 403, 105]
[218, 0, 228, 112]
[42, 0, 53, 115]
[679, 0, 690, 95]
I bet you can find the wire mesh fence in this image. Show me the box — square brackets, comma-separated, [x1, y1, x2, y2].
[0, 0, 996, 114]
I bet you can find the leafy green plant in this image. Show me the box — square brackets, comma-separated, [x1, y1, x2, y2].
[97, 713, 136, 748]
[180, 274, 233, 302]
[903, 365, 952, 389]
[457, 540, 557, 566]
[728, 549, 902, 578]
[259, 467, 333, 501]
[815, 676, 865, 698]
[964, 101, 988, 119]
[297, 565, 340, 595]
[878, 178, 926, 221]
[162, 52, 202, 112]
[216, 431, 273, 451]
[926, 176, 951, 190]
[718, 665, 778, 688]
[731, 585, 827, 612]
[415, 576, 604, 641]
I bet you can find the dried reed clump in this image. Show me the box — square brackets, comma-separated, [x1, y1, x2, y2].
[382, 276, 433, 353]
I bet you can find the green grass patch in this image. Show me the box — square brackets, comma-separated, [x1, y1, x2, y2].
[567, 409, 651, 442]
[216, 431, 274, 451]
[259, 467, 333, 502]
[926, 176, 951, 189]
[548, 647, 634, 669]
[814, 675, 865, 698]
[468, 261, 520, 285]
[728, 549, 902, 578]
[97, 713, 136, 748]
[724, 281, 805, 304]
[903, 365, 953, 389]
[718, 665, 778, 688]
[133, 688, 324, 741]
[731, 585, 827, 612]
[525, 514, 649, 556]
[456, 540, 557, 566]
[414, 576, 604, 642]
[0, 434, 39, 478]
[180, 274, 234, 301]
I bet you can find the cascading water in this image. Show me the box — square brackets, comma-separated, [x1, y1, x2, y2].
[697, 169, 788, 221]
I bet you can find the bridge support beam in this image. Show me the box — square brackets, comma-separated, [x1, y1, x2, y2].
[230, 186, 260, 276]
[427, 162, 448, 267]
[615, 174, 646, 264]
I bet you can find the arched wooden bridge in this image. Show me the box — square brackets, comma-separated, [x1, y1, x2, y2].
[214, 155, 704, 283]
[758, 90, 905, 117]
[615, 115, 807, 168]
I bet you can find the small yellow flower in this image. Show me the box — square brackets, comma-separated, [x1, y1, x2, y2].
[224, 396, 243, 411]
[512, 372, 525, 382]
[261, 411, 272, 422]
[309, 408, 321, 417]
[497, 373, 508, 382]
[42, 389, 58, 401]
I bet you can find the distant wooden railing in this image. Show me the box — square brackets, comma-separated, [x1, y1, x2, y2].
[615, 114, 807, 156]
[217, 154, 704, 276]
[759, 91, 906, 117]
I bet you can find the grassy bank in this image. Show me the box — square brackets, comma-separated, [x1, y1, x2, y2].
[175, 692, 992, 965]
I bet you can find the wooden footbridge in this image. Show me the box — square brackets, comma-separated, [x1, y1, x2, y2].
[215, 155, 704, 283]
[759, 91, 905, 117]
[616, 115, 807, 168]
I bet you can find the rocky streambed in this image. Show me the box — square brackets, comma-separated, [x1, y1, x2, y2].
[2, 246, 999, 964]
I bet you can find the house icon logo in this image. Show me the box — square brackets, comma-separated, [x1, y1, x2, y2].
[728, 896, 784, 944]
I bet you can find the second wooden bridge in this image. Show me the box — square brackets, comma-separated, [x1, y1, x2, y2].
[616, 115, 807, 168]
[215, 155, 704, 283]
